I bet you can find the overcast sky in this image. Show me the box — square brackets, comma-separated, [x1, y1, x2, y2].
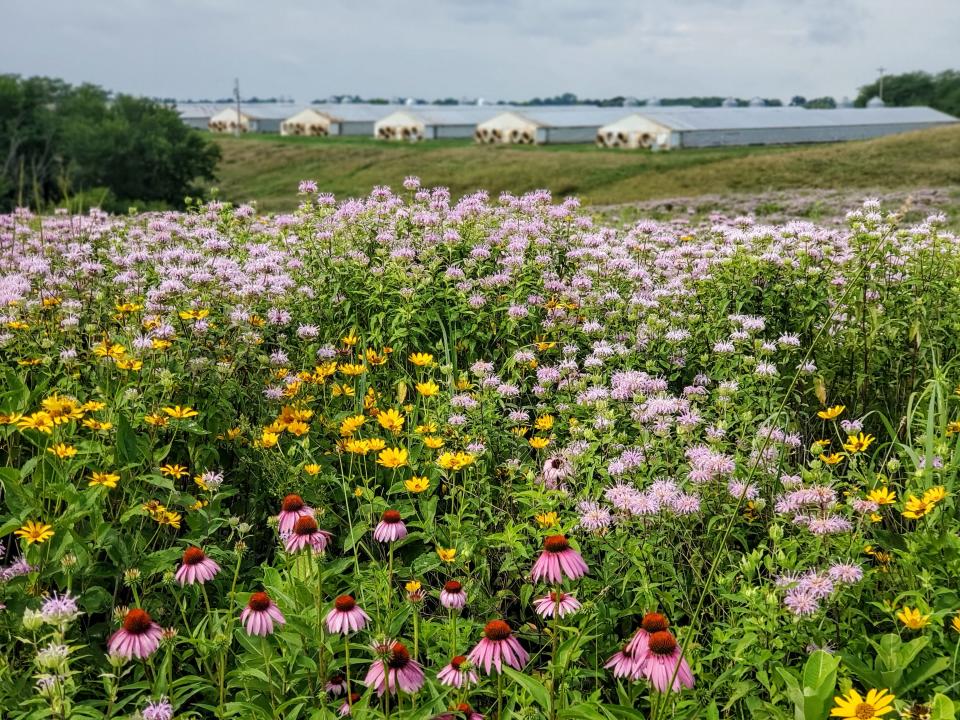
[4, 0, 957, 103]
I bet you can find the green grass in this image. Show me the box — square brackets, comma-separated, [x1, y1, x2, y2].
[211, 125, 960, 211]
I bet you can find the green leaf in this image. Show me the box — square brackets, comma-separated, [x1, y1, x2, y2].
[503, 666, 550, 711]
[931, 693, 956, 720]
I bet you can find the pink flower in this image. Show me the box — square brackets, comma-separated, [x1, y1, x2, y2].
[626, 612, 669, 659]
[440, 580, 466, 610]
[325, 674, 346, 696]
[437, 655, 478, 688]
[641, 631, 694, 692]
[107, 609, 163, 659]
[533, 591, 581, 618]
[338, 692, 361, 716]
[241, 592, 286, 636]
[278, 494, 314, 534]
[284, 515, 332, 554]
[468, 620, 529, 675]
[530, 535, 588, 584]
[433, 704, 485, 720]
[174, 546, 220, 586]
[325, 595, 370, 635]
[373, 509, 407, 543]
[362, 642, 425, 696]
[605, 642, 642, 679]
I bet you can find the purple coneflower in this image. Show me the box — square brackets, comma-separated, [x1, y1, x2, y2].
[285, 515, 332, 554]
[363, 641, 425, 696]
[641, 630, 694, 692]
[433, 703, 485, 720]
[605, 641, 641, 679]
[338, 691, 361, 716]
[326, 595, 370, 635]
[108, 608, 163, 659]
[325, 674, 346, 696]
[437, 655, 479, 688]
[373, 510, 407, 543]
[440, 580, 467, 610]
[468, 620, 529, 674]
[175, 546, 220, 586]
[533, 590, 581, 618]
[241, 591, 286, 636]
[278, 494, 314, 534]
[531, 535, 588, 584]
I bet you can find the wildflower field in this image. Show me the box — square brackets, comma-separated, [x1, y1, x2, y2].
[1, 181, 959, 720]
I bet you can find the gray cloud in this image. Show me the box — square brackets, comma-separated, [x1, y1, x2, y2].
[2, 0, 957, 102]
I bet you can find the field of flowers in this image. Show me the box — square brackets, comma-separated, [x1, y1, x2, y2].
[1, 181, 959, 720]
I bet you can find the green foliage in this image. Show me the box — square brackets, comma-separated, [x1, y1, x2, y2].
[855, 69, 960, 117]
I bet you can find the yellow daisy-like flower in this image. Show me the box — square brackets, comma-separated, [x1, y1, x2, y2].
[93, 341, 127, 360]
[830, 688, 895, 719]
[89, 472, 120, 489]
[867, 487, 896, 505]
[436, 547, 457, 563]
[353, 486, 364, 498]
[416, 422, 438, 434]
[535, 511, 559, 528]
[151, 339, 172, 351]
[896, 606, 930, 630]
[405, 580, 422, 593]
[339, 414, 366, 437]
[304, 464, 321, 476]
[416, 380, 440, 397]
[436, 451, 476, 471]
[47, 443, 78, 459]
[365, 348, 389, 366]
[423, 435, 445, 449]
[409, 352, 434, 367]
[902, 495, 935, 520]
[377, 408, 405, 434]
[366, 438, 386, 452]
[922, 486, 948, 504]
[455, 376, 472, 391]
[160, 464, 189, 479]
[115, 358, 143, 371]
[342, 438, 371, 455]
[534, 415, 555, 431]
[405, 476, 430, 493]
[817, 405, 845, 420]
[14, 520, 55, 545]
[946, 420, 960, 436]
[529, 436, 551, 449]
[951, 614, 960, 634]
[820, 452, 845, 465]
[259, 431, 280, 449]
[18, 412, 54, 434]
[158, 511, 182, 529]
[842, 432, 875, 454]
[341, 332, 359, 347]
[144, 413, 169, 427]
[285, 420, 310, 437]
[82, 401, 106, 412]
[162, 405, 199, 419]
[377, 447, 409, 469]
[178, 308, 209, 320]
[339, 363, 365, 377]
[82, 418, 113, 431]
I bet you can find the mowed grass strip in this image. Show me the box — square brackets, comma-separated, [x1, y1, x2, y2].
[211, 125, 960, 210]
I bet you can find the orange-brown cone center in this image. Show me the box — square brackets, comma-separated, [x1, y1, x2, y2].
[248, 592, 272, 612]
[282, 494, 305, 512]
[122, 609, 154, 634]
[648, 630, 678, 656]
[484, 619, 512, 641]
[334, 595, 356, 612]
[293, 515, 318, 535]
[182, 546, 206, 565]
[543, 534, 570, 553]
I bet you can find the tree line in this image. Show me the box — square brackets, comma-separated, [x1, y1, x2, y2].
[0, 75, 220, 213]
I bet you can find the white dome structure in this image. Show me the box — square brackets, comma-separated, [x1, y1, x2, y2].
[721, 97, 738, 108]
[866, 96, 886, 108]
[748, 97, 766, 107]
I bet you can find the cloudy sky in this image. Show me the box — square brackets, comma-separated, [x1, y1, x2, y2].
[4, 0, 956, 103]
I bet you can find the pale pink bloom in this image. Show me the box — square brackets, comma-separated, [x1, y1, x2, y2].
[468, 620, 529, 675]
[325, 595, 370, 635]
[108, 609, 163, 659]
[278, 494, 314, 534]
[284, 515, 332, 553]
[437, 655, 479, 688]
[373, 509, 407, 543]
[533, 591, 581, 618]
[241, 592, 286, 636]
[642, 631, 695, 692]
[174, 547, 220, 586]
[440, 580, 467, 610]
[338, 692, 361, 716]
[531, 535, 588, 584]
[362, 642, 425, 696]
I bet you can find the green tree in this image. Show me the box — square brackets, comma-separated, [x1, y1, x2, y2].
[855, 69, 960, 116]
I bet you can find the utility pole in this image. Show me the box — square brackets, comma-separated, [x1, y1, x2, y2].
[876, 66, 886, 102]
[234, 78, 241, 136]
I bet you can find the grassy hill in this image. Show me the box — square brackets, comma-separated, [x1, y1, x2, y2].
[211, 125, 960, 211]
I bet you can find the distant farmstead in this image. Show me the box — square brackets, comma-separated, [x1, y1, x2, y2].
[373, 107, 507, 141]
[475, 108, 630, 145]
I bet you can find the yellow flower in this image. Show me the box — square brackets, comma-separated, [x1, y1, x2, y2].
[47, 443, 78, 459]
[42, 395, 84, 423]
[819, 452, 844, 465]
[868, 487, 896, 505]
[409, 352, 434, 367]
[377, 447, 409, 469]
[89, 472, 120, 489]
[817, 405, 845, 420]
[82, 401, 106, 412]
[896, 606, 930, 630]
[17, 410, 53, 435]
[82, 418, 113, 431]
[437, 547, 457, 563]
[259, 431, 280, 449]
[922, 486, 948, 504]
[162, 405, 199, 419]
[946, 420, 960, 436]
[830, 688, 895, 719]
[286, 420, 310, 437]
[952, 613, 960, 634]
[144, 413, 169, 427]
[353, 486, 364, 498]
[178, 308, 209, 320]
[437, 451, 476, 471]
[455, 376, 472, 391]
[339, 363, 366, 377]
[342, 332, 359, 347]
[423, 435, 445, 449]
[405, 476, 430, 493]
[14, 520, 55, 545]
[366, 438, 386, 451]
[377, 408, 405, 434]
[416, 380, 440, 397]
[304, 464, 321, 476]
[405, 580, 422, 593]
[365, 348, 389, 366]
[534, 415, 555, 431]
[535, 511, 559, 528]
[158, 511, 182, 529]
[0, 412, 23, 425]
[416, 422, 438, 434]
[115, 358, 143, 371]
[343, 439, 371, 455]
[151, 339, 172, 351]
[869, 512, 882, 523]
[529, 436, 551, 449]
[842, 432, 875, 454]
[93, 341, 127, 360]
[902, 495, 935, 520]
[340, 414, 366, 437]
[160, 464, 189, 479]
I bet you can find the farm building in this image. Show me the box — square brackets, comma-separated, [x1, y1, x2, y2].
[595, 106, 958, 149]
[474, 107, 631, 145]
[280, 108, 334, 136]
[374, 107, 506, 141]
[207, 105, 298, 133]
[176, 104, 229, 130]
[310, 104, 405, 136]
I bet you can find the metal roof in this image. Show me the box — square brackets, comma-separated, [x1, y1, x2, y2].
[619, 106, 956, 132]
[175, 103, 229, 118]
[376, 106, 515, 126]
[501, 107, 638, 128]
